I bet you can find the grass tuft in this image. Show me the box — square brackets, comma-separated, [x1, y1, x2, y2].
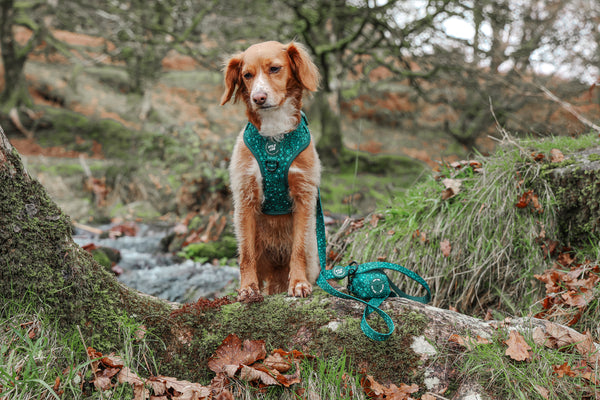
[337, 132, 600, 315]
[456, 329, 600, 399]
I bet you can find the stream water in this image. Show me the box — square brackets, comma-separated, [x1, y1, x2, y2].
[72, 224, 240, 303]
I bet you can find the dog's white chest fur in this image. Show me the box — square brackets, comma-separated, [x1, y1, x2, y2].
[255, 98, 298, 138]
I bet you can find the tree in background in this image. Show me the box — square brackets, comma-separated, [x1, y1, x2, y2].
[0, 0, 48, 112]
[279, 0, 456, 167]
[407, 0, 595, 150]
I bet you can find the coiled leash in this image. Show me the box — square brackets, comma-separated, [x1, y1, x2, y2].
[315, 193, 431, 341]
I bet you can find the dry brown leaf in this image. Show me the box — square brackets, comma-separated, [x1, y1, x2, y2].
[553, 362, 577, 378]
[562, 288, 594, 308]
[361, 374, 419, 400]
[574, 331, 600, 365]
[534, 384, 550, 399]
[151, 376, 210, 400]
[449, 334, 491, 350]
[441, 178, 462, 200]
[213, 390, 235, 400]
[440, 240, 451, 257]
[118, 367, 148, 400]
[504, 330, 531, 361]
[239, 364, 279, 386]
[370, 213, 383, 228]
[101, 354, 124, 369]
[550, 149, 565, 163]
[207, 334, 266, 376]
[263, 352, 292, 373]
[209, 373, 233, 398]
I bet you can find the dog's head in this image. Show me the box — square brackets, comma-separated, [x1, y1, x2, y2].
[220, 41, 320, 112]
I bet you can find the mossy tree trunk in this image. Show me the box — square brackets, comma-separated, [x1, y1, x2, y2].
[313, 90, 344, 168]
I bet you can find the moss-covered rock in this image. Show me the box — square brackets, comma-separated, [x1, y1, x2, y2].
[159, 293, 428, 385]
[179, 235, 238, 261]
[544, 146, 600, 246]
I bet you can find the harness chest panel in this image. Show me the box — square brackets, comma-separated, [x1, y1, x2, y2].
[243, 114, 311, 215]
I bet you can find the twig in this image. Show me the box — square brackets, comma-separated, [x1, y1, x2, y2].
[9, 108, 34, 139]
[77, 325, 105, 400]
[425, 392, 451, 400]
[78, 154, 92, 179]
[536, 83, 600, 134]
[488, 97, 526, 153]
[72, 222, 103, 235]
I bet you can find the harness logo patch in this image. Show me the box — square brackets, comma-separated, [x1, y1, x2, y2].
[370, 278, 386, 295]
[265, 141, 279, 155]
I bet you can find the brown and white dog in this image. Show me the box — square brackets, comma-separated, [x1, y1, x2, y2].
[221, 41, 321, 300]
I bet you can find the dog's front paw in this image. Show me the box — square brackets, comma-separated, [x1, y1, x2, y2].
[237, 283, 264, 303]
[288, 280, 312, 297]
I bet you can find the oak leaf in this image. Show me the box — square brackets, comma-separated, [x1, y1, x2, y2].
[207, 334, 266, 377]
[504, 330, 531, 361]
[361, 374, 419, 400]
[552, 362, 577, 378]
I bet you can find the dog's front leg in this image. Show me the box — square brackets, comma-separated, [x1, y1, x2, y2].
[236, 207, 261, 299]
[230, 145, 263, 300]
[287, 186, 317, 297]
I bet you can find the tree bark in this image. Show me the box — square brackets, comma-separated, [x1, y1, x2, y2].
[1, 125, 595, 398]
[0, 0, 34, 111]
[313, 90, 344, 168]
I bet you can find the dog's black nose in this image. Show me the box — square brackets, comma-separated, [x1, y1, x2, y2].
[252, 92, 267, 106]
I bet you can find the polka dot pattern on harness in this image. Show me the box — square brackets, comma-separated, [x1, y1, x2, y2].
[243, 113, 312, 215]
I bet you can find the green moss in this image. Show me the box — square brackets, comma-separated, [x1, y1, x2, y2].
[315, 309, 427, 384]
[91, 249, 112, 270]
[588, 153, 600, 162]
[179, 235, 238, 261]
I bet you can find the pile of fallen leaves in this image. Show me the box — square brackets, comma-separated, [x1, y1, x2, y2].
[534, 257, 600, 327]
[83, 333, 439, 400]
[86, 334, 309, 399]
[451, 318, 599, 399]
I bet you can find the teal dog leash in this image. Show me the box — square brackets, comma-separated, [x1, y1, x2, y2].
[315, 192, 431, 341]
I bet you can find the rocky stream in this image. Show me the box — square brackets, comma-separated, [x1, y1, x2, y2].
[72, 223, 240, 303]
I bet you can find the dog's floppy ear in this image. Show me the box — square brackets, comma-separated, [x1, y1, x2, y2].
[286, 42, 320, 92]
[221, 53, 244, 105]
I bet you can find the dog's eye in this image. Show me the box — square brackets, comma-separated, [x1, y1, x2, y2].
[243, 72, 253, 80]
[269, 66, 281, 74]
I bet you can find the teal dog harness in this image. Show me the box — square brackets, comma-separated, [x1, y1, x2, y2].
[243, 113, 311, 215]
[243, 112, 431, 341]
